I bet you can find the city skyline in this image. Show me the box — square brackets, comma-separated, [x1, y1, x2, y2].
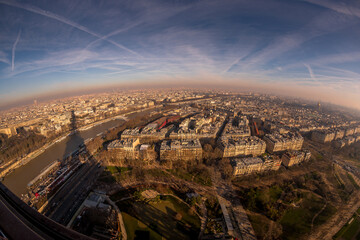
[1, 0, 360, 109]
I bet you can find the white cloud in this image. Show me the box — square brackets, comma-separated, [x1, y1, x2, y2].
[304, 0, 360, 18]
[0, 51, 10, 65]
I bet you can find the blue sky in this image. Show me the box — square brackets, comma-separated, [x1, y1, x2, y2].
[0, 0, 360, 109]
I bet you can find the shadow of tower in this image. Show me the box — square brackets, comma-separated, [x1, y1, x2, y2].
[62, 110, 85, 161]
[42, 110, 97, 224]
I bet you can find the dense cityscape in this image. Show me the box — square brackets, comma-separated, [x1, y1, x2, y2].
[1, 89, 360, 239]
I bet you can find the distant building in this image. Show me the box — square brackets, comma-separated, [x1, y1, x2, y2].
[334, 129, 345, 140]
[281, 150, 311, 167]
[169, 113, 225, 140]
[263, 132, 303, 153]
[0, 127, 17, 137]
[122, 116, 180, 142]
[311, 126, 359, 143]
[261, 154, 282, 171]
[231, 154, 282, 176]
[160, 139, 202, 163]
[345, 128, 355, 136]
[107, 138, 157, 163]
[218, 136, 266, 157]
[107, 138, 140, 160]
[231, 157, 263, 176]
[222, 116, 251, 138]
[312, 129, 337, 143]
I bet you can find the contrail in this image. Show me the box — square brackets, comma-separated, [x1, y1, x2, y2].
[12, 29, 21, 71]
[223, 57, 241, 73]
[86, 21, 142, 50]
[0, 0, 139, 56]
[304, 63, 316, 81]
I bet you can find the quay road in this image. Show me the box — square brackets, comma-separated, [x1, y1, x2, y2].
[42, 155, 103, 226]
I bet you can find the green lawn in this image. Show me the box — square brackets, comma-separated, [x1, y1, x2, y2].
[116, 195, 200, 240]
[280, 194, 329, 240]
[342, 218, 360, 240]
[106, 166, 132, 174]
[167, 168, 212, 187]
[313, 204, 337, 227]
[248, 214, 272, 238]
[121, 212, 163, 240]
[334, 209, 360, 240]
[346, 173, 360, 190]
[144, 169, 171, 179]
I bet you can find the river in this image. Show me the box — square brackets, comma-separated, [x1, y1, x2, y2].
[2, 119, 124, 196]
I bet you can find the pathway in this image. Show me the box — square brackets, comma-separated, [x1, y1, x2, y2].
[210, 168, 256, 240]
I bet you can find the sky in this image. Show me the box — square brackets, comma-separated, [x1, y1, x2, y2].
[0, 0, 360, 109]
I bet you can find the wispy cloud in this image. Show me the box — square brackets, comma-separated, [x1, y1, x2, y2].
[11, 29, 21, 71]
[9, 49, 98, 77]
[310, 52, 360, 66]
[304, 0, 360, 18]
[317, 65, 360, 80]
[231, 10, 351, 71]
[0, 0, 139, 56]
[0, 51, 10, 65]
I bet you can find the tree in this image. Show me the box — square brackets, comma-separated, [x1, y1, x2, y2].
[219, 158, 233, 181]
[203, 144, 214, 165]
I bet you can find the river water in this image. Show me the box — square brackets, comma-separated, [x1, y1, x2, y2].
[2, 119, 124, 196]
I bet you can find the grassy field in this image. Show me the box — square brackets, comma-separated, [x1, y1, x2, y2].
[166, 167, 212, 187]
[98, 166, 133, 183]
[121, 212, 163, 240]
[248, 213, 281, 239]
[333, 208, 360, 240]
[239, 180, 336, 240]
[280, 194, 336, 240]
[116, 195, 200, 240]
[346, 173, 360, 190]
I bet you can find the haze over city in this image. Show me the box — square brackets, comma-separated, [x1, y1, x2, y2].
[1, 0, 360, 110]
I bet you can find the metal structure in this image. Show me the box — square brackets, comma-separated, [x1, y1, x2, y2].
[0, 182, 93, 240]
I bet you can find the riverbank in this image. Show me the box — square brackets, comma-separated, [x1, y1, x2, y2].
[0, 134, 64, 178]
[0, 104, 163, 195]
[0, 112, 131, 179]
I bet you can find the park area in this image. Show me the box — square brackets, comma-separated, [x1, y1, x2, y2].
[333, 208, 360, 240]
[115, 194, 201, 240]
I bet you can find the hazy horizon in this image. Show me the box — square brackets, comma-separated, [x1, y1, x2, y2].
[1, 82, 359, 114]
[1, 0, 360, 110]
